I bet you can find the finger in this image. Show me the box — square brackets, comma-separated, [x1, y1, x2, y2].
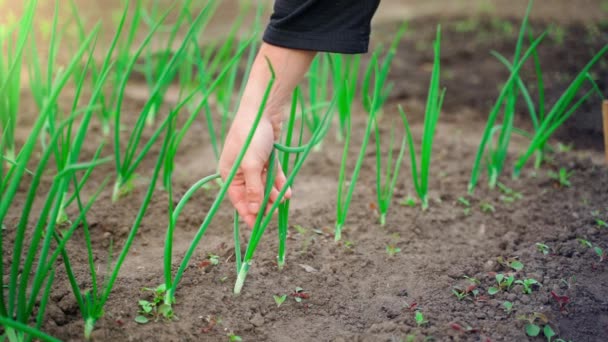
[269, 187, 281, 204]
[243, 214, 257, 229]
[228, 185, 250, 222]
[274, 165, 292, 200]
[243, 165, 264, 216]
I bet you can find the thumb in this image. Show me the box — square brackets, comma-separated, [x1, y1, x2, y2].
[244, 165, 264, 216]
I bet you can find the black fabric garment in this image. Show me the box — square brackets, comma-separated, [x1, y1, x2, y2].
[263, 0, 381, 54]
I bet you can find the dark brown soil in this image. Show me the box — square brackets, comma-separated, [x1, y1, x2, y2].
[4, 12, 608, 342]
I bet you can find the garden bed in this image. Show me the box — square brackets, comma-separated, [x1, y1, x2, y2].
[4, 12, 608, 342]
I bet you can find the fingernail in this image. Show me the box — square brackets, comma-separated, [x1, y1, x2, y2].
[248, 203, 260, 213]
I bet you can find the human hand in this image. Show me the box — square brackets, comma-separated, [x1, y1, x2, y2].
[218, 116, 291, 228]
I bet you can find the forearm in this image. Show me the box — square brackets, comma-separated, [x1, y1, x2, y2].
[235, 42, 316, 139]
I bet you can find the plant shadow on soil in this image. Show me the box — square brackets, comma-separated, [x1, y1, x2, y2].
[4, 16, 608, 342]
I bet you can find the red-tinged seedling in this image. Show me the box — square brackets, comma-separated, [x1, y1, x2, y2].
[550, 291, 570, 313]
[450, 323, 480, 334]
[290, 287, 310, 303]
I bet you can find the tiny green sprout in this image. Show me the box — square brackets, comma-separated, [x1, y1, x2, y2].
[489, 273, 515, 294]
[138, 284, 174, 320]
[526, 323, 541, 337]
[208, 254, 220, 266]
[548, 168, 573, 187]
[415, 310, 428, 326]
[273, 294, 287, 307]
[596, 219, 608, 229]
[228, 333, 243, 342]
[464, 275, 480, 285]
[294, 225, 308, 235]
[544, 325, 556, 342]
[400, 196, 417, 207]
[503, 301, 513, 313]
[556, 142, 573, 153]
[219, 276, 228, 283]
[452, 289, 468, 301]
[457, 197, 471, 207]
[293, 287, 305, 303]
[509, 260, 524, 271]
[386, 245, 401, 257]
[577, 238, 592, 249]
[480, 202, 495, 213]
[139, 300, 153, 315]
[135, 315, 149, 324]
[497, 182, 523, 200]
[594, 247, 605, 262]
[536, 243, 550, 255]
[516, 278, 540, 294]
[344, 240, 355, 249]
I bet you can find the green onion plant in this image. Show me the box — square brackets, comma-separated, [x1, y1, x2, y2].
[163, 58, 278, 307]
[362, 23, 407, 117]
[467, 31, 548, 193]
[0, 24, 105, 339]
[233, 91, 334, 294]
[329, 53, 360, 141]
[399, 26, 445, 210]
[511, 45, 608, 175]
[374, 118, 407, 225]
[111, 3, 209, 201]
[277, 88, 305, 270]
[333, 58, 388, 240]
[0, 0, 37, 161]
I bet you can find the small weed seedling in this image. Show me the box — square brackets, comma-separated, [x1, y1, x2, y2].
[519, 313, 564, 341]
[135, 284, 173, 323]
[556, 142, 573, 153]
[515, 278, 540, 294]
[290, 287, 310, 303]
[577, 238, 592, 249]
[386, 245, 402, 257]
[415, 310, 429, 326]
[594, 247, 605, 263]
[273, 294, 287, 308]
[452, 289, 468, 301]
[518, 312, 548, 338]
[550, 291, 571, 313]
[457, 197, 472, 215]
[536, 243, 551, 255]
[548, 168, 573, 187]
[208, 254, 220, 266]
[488, 273, 515, 294]
[228, 333, 243, 341]
[497, 256, 524, 271]
[464, 275, 481, 285]
[503, 301, 513, 314]
[400, 196, 417, 208]
[497, 182, 523, 203]
[596, 218, 608, 229]
[458, 197, 471, 207]
[480, 202, 495, 213]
